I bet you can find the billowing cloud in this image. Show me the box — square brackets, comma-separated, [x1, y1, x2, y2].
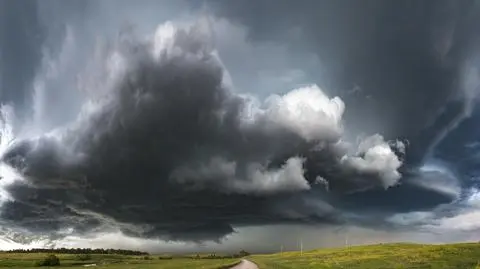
[171, 156, 310, 195]
[258, 85, 344, 142]
[0, 19, 407, 243]
[341, 134, 403, 188]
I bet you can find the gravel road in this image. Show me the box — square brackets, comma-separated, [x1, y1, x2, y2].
[229, 259, 259, 269]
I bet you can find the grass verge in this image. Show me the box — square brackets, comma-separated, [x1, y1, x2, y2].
[250, 242, 480, 269]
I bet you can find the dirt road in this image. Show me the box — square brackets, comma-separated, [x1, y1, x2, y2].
[229, 259, 258, 269]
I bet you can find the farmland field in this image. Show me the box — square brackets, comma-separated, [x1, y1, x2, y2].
[0, 253, 240, 269]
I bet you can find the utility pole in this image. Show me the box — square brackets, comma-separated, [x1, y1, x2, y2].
[280, 244, 283, 254]
[344, 226, 349, 248]
[300, 238, 303, 255]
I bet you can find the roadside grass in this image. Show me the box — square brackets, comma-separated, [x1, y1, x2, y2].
[0, 253, 240, 268]
[250, 242, 480, 269]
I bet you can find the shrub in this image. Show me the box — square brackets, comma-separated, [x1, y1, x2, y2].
[239, 250, 250, 257]
[34, 254, 60, 267]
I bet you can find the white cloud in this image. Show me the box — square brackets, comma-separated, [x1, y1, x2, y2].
[427, 210, 480, 232]
[263, 85, 345, 142]
[341, 134, 403, 188]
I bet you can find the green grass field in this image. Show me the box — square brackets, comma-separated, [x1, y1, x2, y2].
[0, 253, 240, 269]
[250, 243, 480, 269]
[5, 242, 480, 268]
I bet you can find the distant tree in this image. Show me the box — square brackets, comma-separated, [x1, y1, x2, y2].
[239, 250, 250, 257]
[3, 248, 148, 256]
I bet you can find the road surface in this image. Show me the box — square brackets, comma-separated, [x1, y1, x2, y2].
[229, 259, 258, 269]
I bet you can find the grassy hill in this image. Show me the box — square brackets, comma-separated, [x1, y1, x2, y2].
[0, 252, 240, 268]
[249, 243, 480, 269]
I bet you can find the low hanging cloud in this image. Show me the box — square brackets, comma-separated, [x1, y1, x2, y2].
[341, 134, 404, 189]
[171, 156, 310, 195]
[0, 21, 406, 242]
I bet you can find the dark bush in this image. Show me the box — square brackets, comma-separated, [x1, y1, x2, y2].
[239, 250, 250, 257]
[34, 254, 60, 267]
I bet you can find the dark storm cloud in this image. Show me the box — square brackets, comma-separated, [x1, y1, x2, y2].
[0, 21, 411, 241]
[204, 0, 480, 165]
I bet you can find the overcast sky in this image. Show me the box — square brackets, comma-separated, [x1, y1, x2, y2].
[1, 0, 480, 253]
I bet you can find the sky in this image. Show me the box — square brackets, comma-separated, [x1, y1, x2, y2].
[1, 0, 480, 253]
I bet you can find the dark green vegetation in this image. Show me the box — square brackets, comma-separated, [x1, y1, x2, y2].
[34, 254, 60, 267]
[2, 248, 148, 256]
[250, 243, 480, 268]
[0, 252, 240, 269]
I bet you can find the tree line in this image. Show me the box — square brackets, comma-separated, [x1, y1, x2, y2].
[1, 248, 149, 255]
[193, 250, 251, 259]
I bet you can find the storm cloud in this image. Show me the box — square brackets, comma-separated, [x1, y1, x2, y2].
[0, 20, 406, 242]
[0, 0, 479, 248]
